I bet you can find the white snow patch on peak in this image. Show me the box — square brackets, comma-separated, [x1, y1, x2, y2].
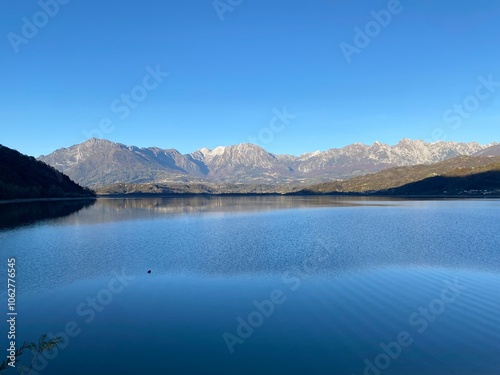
[211, 146, 227, 156]
[198, 147, 211, 154]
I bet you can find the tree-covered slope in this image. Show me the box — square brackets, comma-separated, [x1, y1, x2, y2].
[0, 144, 95, 200]
[299, 156, 500, 195]
[379, 164, 500, 196]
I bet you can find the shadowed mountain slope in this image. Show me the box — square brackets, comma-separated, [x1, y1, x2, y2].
[0, 144, 95, 200]
[298, 156, 500, 195]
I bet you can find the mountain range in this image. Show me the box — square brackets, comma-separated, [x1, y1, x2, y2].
[38, 138, 498, 188]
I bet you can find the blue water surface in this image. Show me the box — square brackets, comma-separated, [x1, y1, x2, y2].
[0, 197, 499, 375]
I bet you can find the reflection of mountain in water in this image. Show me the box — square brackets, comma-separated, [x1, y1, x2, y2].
[0, 199, 96, 230]
[60, 196, 401, 225]
[0, 197, 400, 229]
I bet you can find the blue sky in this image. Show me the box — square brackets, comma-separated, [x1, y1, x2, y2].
[1, 0, 499, 157]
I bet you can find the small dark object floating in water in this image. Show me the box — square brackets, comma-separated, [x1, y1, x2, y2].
[147, 270, 151, 274]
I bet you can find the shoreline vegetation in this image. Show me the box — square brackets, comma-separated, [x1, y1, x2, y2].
[0, 196, 97, 205]
[100, 192, 500, 198]
[0, 144, 95, 201]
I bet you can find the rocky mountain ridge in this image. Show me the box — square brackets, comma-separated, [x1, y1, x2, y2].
[38, 138, 496, 187]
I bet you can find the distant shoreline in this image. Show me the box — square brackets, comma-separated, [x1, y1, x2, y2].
[96, 192, 284, 198]
[287, 192, 500, 199]
[98, 192, 500, 199]
[0, 197, 97, 205]
[2, 193, 499, 204]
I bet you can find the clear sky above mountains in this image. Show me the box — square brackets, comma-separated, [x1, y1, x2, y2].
[2, 0, 500, 157]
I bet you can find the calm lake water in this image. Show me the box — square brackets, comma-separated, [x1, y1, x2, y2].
[1, 197, 499, 375]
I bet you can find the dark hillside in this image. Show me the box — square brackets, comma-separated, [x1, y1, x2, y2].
[0, 144, 95, 200]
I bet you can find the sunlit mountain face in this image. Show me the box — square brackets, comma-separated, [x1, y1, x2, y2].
[38, 138, 493, 186]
